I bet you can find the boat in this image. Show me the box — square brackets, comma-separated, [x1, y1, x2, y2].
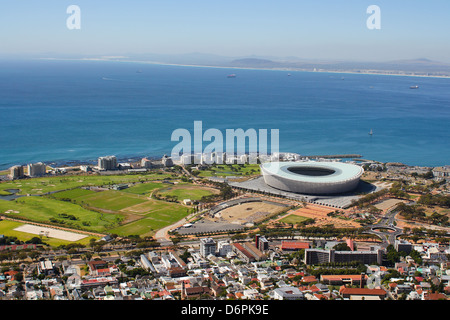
[227, 74, 236, 78]
[369, 129, 373, 136]
[410, 85, 419, 89]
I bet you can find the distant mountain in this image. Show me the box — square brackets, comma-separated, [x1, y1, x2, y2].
[228, 58, 279, 68]
[33, 52, 450, 77]
[225, 56, 450, 76]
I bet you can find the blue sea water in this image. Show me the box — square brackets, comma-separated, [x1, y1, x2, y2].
[0, 59, 449, 169]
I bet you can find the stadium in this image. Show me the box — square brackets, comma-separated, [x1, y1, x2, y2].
[260, 161, 364, 195]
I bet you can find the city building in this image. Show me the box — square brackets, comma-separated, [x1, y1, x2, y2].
[200, 238, 216, 257]
[80, 165, 92, 172]
[304, 249, 383, 265]
[255, 234, 269, 251]
[232, 242, 267, 263]
[9, 165, 24, 179]
[432, 166, 450, 179]
[118, 163, 131, 170]
[395, 240, 413, 254]
[281, 241, 310, 251]
[273, 286, 304, 300]
[217, 241, 232, 257]
[97, 156, 117, 170]
[141, 157, 153, 169]
[38, 260, 57, 276]
[162, 155, 174, 167]
[320, 274, 367, 286]
[339, 287, 387, 300]
[27, 162, 46, 177]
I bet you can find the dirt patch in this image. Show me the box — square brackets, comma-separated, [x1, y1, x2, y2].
[211, 201, 287, 224]
[278, 204, 361, 228]
[374, 198, 406, 211]
[14, 224, 88, 241]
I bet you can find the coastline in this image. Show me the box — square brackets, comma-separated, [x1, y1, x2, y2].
[1, 152, 446, 173]
[37, 57, 450, 79]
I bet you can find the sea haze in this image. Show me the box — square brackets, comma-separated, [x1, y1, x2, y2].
[0, 59, 449, 169]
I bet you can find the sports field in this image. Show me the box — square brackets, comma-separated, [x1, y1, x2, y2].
[0, 220, 96, 246]
[74, 190, 148, 211]
[0, 172, 228, 240]
[0, 175, 221, 240]
[0, 172, 171, 195]
[107, 200, 189, 237]
[156, 184, 219, 201]
[0, 196, 122, 233]
[121, 181, 171, 195]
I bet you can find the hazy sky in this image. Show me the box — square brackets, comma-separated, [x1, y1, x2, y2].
[1, 0, 450, 62]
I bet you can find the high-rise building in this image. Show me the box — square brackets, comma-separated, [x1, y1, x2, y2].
[97, 156, 117, 170]
[9, 165, 25, 179]
[200, 238, 216, 257]
[255, 234, 269, 251]
[27, 162, 46, 177]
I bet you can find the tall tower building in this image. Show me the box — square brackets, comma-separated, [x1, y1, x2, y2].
[9, 165, 25, 179]
[27, 162, 46, 177]
[200, 238, 216, 257]
[98, 156, 118, 170]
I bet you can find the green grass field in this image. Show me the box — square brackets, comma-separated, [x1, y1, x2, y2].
[156, 184, 218, 201]
[0, 220, 97, 247]
[51, 188, 96, 200]
[107, 199, 189, 237]
[121, 181, 171, 195]
[0, 174, 215, 241]
[0, 172, 172, 196]
[279, 214, 312, 225]
[197, 164, 260, 177]
[74, 190, 148, 211]
[0, 196, 122, 233]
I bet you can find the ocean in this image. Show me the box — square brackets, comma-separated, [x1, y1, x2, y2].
[0, 59, 449, 169]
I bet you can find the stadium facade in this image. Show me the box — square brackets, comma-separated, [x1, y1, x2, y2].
[260, 161, 363, 195]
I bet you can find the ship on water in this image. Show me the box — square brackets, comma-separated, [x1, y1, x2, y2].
[410, 85, 419, 89]
[227, 74, 236, 78]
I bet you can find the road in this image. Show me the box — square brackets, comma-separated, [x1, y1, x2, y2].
[363, 206, 403, 248]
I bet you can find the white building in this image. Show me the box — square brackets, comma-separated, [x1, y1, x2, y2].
[98, 156, 117, 170]
[9, 165, 25, 179]
[217, 241, 232, 257]
[27, 162, 46, 177]
[140, 158, 153, 169]
[200, 238, 216, 257]
[273, 286, 304, 300]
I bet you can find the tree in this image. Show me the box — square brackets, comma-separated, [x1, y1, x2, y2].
[333, 243, 352, 251]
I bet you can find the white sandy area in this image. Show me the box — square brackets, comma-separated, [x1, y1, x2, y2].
[14, 224, 87, 241]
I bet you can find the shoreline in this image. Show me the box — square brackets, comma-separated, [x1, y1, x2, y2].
[37, 57, 450, 79]
[1, 152, 447, 173]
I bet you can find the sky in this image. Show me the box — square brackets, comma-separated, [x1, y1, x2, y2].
[1, 0, 450, 62]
